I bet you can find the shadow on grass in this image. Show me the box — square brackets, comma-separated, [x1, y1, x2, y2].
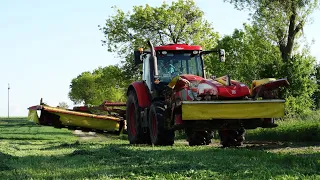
[40, 141, 82, 150]
[0, 117, 28, 120]
[0, 131, 73, 141]
[0, 119, 29, 123]
[1, 118, 319, 179]
[0, 124, 39, 128]
[242, 141, 320, 150]
[0, 152, 17, 171]
[0, 137, 67, 141]
[1, 143, 319, 179]
[0, 119, 36, 125]
[0, 132, 71, 135]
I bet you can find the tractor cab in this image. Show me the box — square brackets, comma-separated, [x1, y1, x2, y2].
[134, 41, 225, 92]
[155, 45, 204, 83]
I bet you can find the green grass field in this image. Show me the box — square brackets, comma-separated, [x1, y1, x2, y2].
[246, 119, 320, 142]
[0, 118, 319, 179]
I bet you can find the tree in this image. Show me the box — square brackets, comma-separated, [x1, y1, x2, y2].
[224, 0, 319, 71]
[284, 50, 317, 116]
[68, 70, 101, 105]
[68, 65, 128, 105]
[57, 102, 69, 109]
[224, 0, 319, 114]
[312, 63, 320, 109]
[206, 24, 282, 85]
[206, 22, 317, 115]
[99, 0, 219, 79]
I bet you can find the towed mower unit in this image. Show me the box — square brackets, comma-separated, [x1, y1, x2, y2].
[28, 99, 126, 134]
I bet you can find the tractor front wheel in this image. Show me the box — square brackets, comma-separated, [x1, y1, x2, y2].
[126, 91, 150, 144]
[148, 101, 175, 146]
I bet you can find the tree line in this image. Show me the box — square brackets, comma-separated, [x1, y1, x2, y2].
[68, 0, 320, 116]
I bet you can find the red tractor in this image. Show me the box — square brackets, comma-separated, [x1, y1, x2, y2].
[125, 40, 288, 147]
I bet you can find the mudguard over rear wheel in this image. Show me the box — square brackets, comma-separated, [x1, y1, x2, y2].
[126, 91, 150, 144]
[148, 101, 175, 146]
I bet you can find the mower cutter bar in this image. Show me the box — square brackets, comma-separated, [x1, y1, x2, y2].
[181, 99, 285, 120]
[182, 99, 285, 104]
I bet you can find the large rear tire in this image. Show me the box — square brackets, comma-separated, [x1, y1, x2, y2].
[126, 91, 150, 144]
[148, 101, 175, 146]
[219, 128, 245, 147]
[186, 130, 213, 146]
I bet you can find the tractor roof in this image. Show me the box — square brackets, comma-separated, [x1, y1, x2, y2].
[154, 44, 202, 51]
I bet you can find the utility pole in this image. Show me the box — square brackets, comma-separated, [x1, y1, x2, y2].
[8, 83, 10, 119]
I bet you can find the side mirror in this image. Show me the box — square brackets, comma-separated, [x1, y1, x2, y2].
[134, 51, 143, 65]
[219, 49, 225, 62]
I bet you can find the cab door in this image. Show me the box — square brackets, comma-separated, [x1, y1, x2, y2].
[142, 54, 152, 91]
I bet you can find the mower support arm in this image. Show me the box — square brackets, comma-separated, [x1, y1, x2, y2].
[201, 49, 225, 62]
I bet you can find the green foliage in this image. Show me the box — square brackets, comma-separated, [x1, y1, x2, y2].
[223, 0, 319, 115]
[68, 65, 128, 105]
[66, 0, 319, 117]
[206, 24, 283, 85]
[312, 64, 320, 109]
[99, 0, 219, 79]
[1, 118, 319, 179]
[282, 51, 317, 115]
[68, 71, 99, 105]
[206, 23, 317, 115]
[225, 0, 319, 52]
[58, 102, 69, 109]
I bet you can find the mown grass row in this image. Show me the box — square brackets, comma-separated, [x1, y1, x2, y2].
[1, 111, 320, 143]
[0, 117, 319, 179]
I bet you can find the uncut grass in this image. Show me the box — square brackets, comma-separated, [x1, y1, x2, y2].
[0, 118, 319, 179]
[246, 115, 320, 142]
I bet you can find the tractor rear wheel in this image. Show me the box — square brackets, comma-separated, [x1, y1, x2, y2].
[218, 128, 245, 147]
[126, 91, 150, 144]
[186, 130, 213, 146]
[148, 101, 175, 146]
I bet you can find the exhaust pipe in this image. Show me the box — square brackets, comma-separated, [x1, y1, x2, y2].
[148, 40, 159, 77]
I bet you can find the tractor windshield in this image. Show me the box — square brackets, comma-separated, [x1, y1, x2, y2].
[157, 51, 203, 82]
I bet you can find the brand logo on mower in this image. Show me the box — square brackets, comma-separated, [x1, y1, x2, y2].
[231, 90, 236, 94]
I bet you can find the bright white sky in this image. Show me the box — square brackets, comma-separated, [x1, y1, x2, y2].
[1, 0, 319, 117]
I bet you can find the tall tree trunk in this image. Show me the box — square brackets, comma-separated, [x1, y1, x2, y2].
[280, 3, 299, 81]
